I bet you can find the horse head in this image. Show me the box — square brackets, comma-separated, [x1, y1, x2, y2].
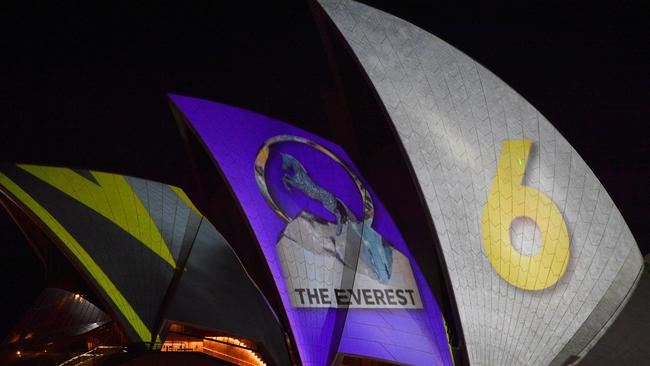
[281, 153, 295, 172]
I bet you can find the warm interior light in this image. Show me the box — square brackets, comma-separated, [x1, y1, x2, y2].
[161, 331, 266, 366]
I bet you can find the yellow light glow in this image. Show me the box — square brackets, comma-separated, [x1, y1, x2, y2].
[161, 334, 266, 366]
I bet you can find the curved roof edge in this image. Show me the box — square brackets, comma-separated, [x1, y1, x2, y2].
[316, 1, 643, 365]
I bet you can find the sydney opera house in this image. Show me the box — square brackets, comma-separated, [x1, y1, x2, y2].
[0, 1, 647, 366]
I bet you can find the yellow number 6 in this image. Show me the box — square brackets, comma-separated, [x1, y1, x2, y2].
[481, 140, 570, 290]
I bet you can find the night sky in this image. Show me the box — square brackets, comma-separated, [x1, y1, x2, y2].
[0, 0, 647, 339]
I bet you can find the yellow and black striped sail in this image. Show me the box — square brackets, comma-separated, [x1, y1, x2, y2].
[0, 165, 202, 343]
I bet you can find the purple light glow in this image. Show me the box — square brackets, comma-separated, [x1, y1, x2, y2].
[170, 94, 453, 366]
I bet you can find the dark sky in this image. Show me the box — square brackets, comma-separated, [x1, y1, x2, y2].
[0, 0, 648, 338]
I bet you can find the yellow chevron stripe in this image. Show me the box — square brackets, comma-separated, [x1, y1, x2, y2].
[0, 172, 152, 342]
[169, 185, 202, 217]
[19, 165, 176, 268]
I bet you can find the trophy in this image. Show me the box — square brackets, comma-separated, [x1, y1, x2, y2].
[255, 135, 422, 309]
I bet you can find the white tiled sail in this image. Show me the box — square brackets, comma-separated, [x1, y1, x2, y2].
[317, 1, 644, 365]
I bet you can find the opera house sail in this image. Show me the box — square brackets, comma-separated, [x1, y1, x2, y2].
[315, 1, 644, 365]
[0, 1, 643, 366]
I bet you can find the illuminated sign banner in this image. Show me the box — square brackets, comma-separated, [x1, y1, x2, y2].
[170, 95, 453, 366]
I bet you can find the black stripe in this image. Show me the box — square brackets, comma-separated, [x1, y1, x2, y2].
[3, 165, 174, 334]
